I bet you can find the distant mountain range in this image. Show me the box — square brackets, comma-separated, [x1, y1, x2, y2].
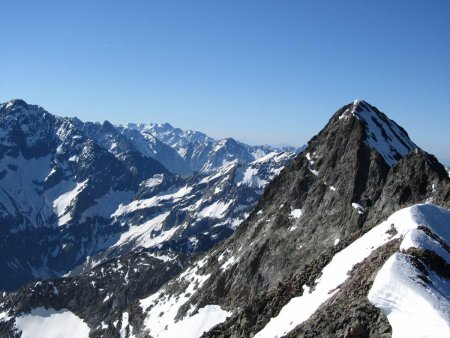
[124, 122, 301, 174]
[0, 99, 296, 291]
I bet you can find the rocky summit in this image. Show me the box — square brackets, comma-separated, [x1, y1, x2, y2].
[0, 100, 449, 338]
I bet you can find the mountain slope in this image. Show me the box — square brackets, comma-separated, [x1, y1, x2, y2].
[75, 151, 294, 274]
[135, 100, 450, 337]
[0, 99, 294, 291]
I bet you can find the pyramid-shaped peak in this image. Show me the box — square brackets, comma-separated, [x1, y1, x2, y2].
[338, 99, 375, 118]
[352, 98, 365, 106]
[337, 100, 417, 167]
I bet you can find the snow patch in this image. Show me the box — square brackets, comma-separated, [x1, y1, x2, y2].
[15, 307, 90, 338]
[112, 185, 193, 217]
[289, 209, 302, 219]
[220, 256, 238, 271]
[368, 254, 450, 338]
[140, 264, 230, 338]
[368, 204, 450, 338]
[81, 189, 134, 222]
[142, 174, 164, 188]
[52, 180, 88, 226]
[305, 152, 319, 176]
[198, 201, 232, 219]
[237, 166, 267, 188]
[343, 100, 417, 166]
[119, 312, 129, 338]
[113, 212, 173, 249]
[352, 202, 366, 215]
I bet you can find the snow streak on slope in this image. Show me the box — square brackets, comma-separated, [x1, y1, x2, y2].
[340, 100, 417, 166]
[53, 180, 88, 226]
[112, 186, 193, 217]
[80, 189, 134, 222]
[14, 307, 90, 338]
[255, 204, 450, 338]
[234, 152, 291, 189]
[368, 205, 450, 338]
[139, 258, 231, 338]
[114, 212, 172, 249]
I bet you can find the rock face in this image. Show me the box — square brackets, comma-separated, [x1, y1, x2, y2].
[0, 99, 294, 292]
[135, 100, 449, 337]
[180, 100, 449, 306]
[0, 100, 449, 337]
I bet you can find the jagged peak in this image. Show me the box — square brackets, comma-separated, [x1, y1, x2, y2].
[5, 98, 28, 107]
[101, 120, 117, 132]
[0, 99, 57, 125]
[160, 122, 174, 129]
[338, 100, 417, 167]
[1, 99, 30, 111]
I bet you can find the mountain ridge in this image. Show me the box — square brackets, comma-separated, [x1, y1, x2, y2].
[126, 122, 303, 173]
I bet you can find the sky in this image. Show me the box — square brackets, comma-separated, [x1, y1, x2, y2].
[1, 0, 449, 163]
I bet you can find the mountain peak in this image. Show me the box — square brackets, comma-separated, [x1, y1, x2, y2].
[101, 120, 116, 132]
[7, 98, 28, 106]
[2, 99, 29, 110]
[160, 122, 174, 129]
[337, 100, 417, 166]
[0, 99, 51, 119]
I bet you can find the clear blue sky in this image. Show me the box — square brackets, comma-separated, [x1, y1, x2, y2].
[1, 1, 449, 163]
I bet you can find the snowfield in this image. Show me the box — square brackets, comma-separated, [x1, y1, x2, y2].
[14, 307, 90, 338]
[254, 204, 450, 338]
[368, 204, 450, 338]
[139, 258, 231, 338]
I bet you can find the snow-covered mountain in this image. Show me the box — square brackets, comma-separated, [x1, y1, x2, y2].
[75, 151, 294, 274]
[72, 119, 192, 175]
[0, 99, 294, 291]
[1, 100, 449, 337]
[126, 122, 302, 173]
[0, 99, 170, 289]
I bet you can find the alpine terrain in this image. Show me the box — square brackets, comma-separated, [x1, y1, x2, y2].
[0, 99, 295, 292]
[1, 99, 449, 338]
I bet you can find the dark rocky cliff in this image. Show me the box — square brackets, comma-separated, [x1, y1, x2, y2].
[187, 100, 450, 336]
